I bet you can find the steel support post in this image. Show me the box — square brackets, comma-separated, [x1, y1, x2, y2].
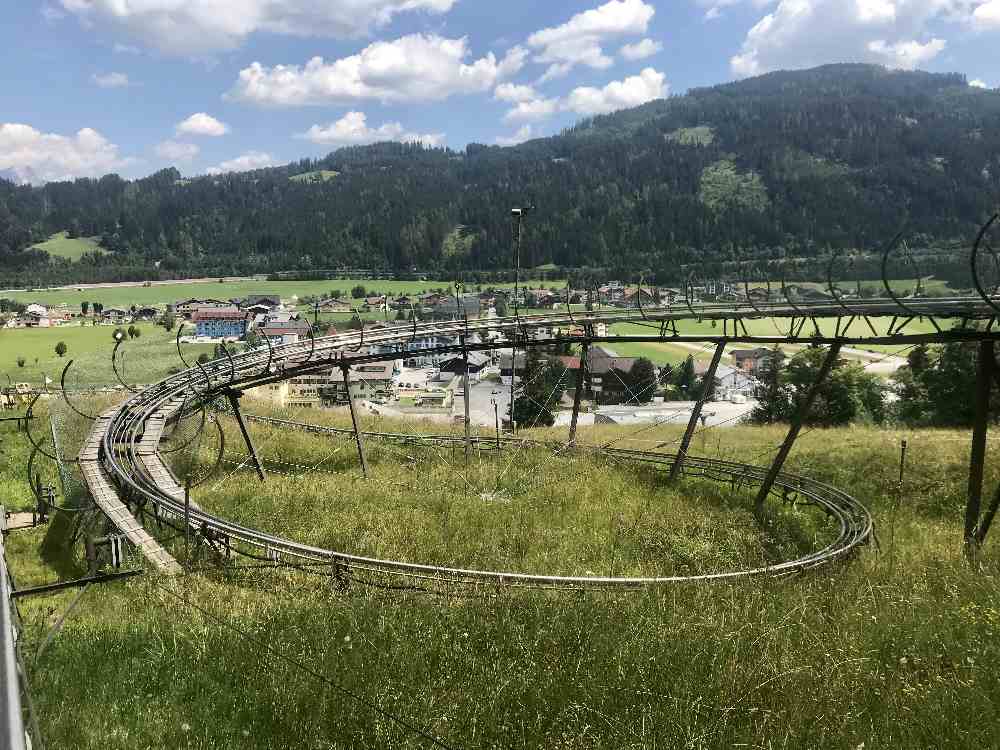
[184, 476, 192, 557]
[341, 365, 369, 479]
[225, 388, 266, 482]
[754, 343, 841, 514]
[670, 341, 726, 481]
[568, 340, 590, 447]
[965, 340, 994, 551]
[462, 339, 472, 464]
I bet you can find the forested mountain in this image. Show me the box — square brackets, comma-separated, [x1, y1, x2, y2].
[3, 63, 999, 287]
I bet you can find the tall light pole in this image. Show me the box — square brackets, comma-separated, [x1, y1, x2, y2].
[510, 207, 529, 435]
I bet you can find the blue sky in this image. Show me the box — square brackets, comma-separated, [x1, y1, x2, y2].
[2, 0, 999, 183]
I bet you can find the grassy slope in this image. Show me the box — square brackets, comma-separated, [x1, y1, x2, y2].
[0, 322, 214, 387]
[30, 231, 103, 261]
[3, 403, 1000, 749]
[289, 170, 340, 182]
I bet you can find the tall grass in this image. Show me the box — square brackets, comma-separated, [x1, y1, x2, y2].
[3, 405, 1000, 749]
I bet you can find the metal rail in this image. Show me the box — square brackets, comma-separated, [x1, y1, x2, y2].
[81, 291, 1000, 588]
[0, 523, 28, 750]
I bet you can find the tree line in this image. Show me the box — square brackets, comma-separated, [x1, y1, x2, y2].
[2, 64, 998, 288]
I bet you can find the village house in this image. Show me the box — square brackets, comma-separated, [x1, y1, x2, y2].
[193, 307, 248, 340]
[257, 315, 312, 345]
[173, 299, 229, 318]
[436, 352, 491, 382]
[316, 298, 354, 313]
[585, 346, 641, 404]
[433, 295, 482, 319]
[321, 362, 396, 405]
[101, 307, 129, 325]
[731, 347, 784, 375]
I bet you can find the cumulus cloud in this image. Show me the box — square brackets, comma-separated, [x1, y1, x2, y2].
[297, 111, 444, 147]
[620, 38, 662, 60]
[227, 34, 524, 107]
[495, 125, 534, 146]
[155, 140, 200, 162]
[527, 0, 655, 80]
[970, 78, 990, 88]
[729, 0, 971, 76]
[91, 72, 130, 88]
[503, 97, 560, 122]
[867, 37, 946, 68]
[205, 151, 282, 175]
[500, 68, 667, 122]
[0, 123, 132, 184]
[59, 0, 457, 56]
[973, 0, 1000, 29]
[563, 67, 666, 115]
[494, 83, 539, 103]
[176, 113, 230, 137]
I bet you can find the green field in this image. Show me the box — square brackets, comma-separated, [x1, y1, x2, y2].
[0, 322, 213, 388]
[289, 170, 340, 182]
[30, 231, 104, 261]
[2, 279, 509, 310]
[3, 405, 999, 749]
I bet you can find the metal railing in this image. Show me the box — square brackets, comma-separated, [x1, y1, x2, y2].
[0, 515, 28, 750]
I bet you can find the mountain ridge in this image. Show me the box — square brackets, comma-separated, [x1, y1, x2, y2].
[1, 63, 998, 287]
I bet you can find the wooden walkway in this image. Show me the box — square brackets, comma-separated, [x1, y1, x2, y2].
[135, 400, 202, 513]
[78, 409, 182, 575]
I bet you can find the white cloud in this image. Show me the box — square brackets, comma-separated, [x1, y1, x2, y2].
[91, 72, 130, 88]
[0, 123, 132, 184]
[527, 0, 655, 80]
[59, 0, 458, 56]
[495, 125, 534, 146]
[227, 34, 523, 107]
[974, 0, 1000, 29]
[970, 78, 990, 88]
[501, 68, 667, 122]
[564, 67, 666, 115]
[176, 113, 230, 137]
[155, 140, 200, 162]
[620, 38, 662, 60]
[503, 97, 560, 122]
[698, 0, 779, 22]
[729, 0, 972, 77]
[205, 151, 282, 175]
[494, 83, 539, 103]
[867, 37, 946, 68]
[113, 43, 141, 54]
[298, 111, 444, 147]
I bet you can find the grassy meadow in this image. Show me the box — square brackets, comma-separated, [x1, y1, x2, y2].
[2, 279, 534, 310]
[30, 232, 104, 261]
[2, 399, 1000, 749]
[0, 322, 214, 388]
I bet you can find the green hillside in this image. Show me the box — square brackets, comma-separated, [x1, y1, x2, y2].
[31, 231, 103, 261]
[3, 64, 999, 288]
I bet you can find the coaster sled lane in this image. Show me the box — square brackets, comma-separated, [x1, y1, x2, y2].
[91, 296, 1000, 588]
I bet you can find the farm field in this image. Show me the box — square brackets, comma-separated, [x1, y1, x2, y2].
[2, 404, 999, 749]
[0, 322, 213, 387]
[30, 231, 104, 261]
[2, 278, 539, 310]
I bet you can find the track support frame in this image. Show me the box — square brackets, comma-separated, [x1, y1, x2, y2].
[754, 343, 841, 514]
[670, 341, 726, 481]
[224, 388, 266, 483]
[341, 364, 369, 479]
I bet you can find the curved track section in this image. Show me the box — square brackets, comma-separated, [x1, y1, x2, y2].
[87, 298, 1000, 588]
